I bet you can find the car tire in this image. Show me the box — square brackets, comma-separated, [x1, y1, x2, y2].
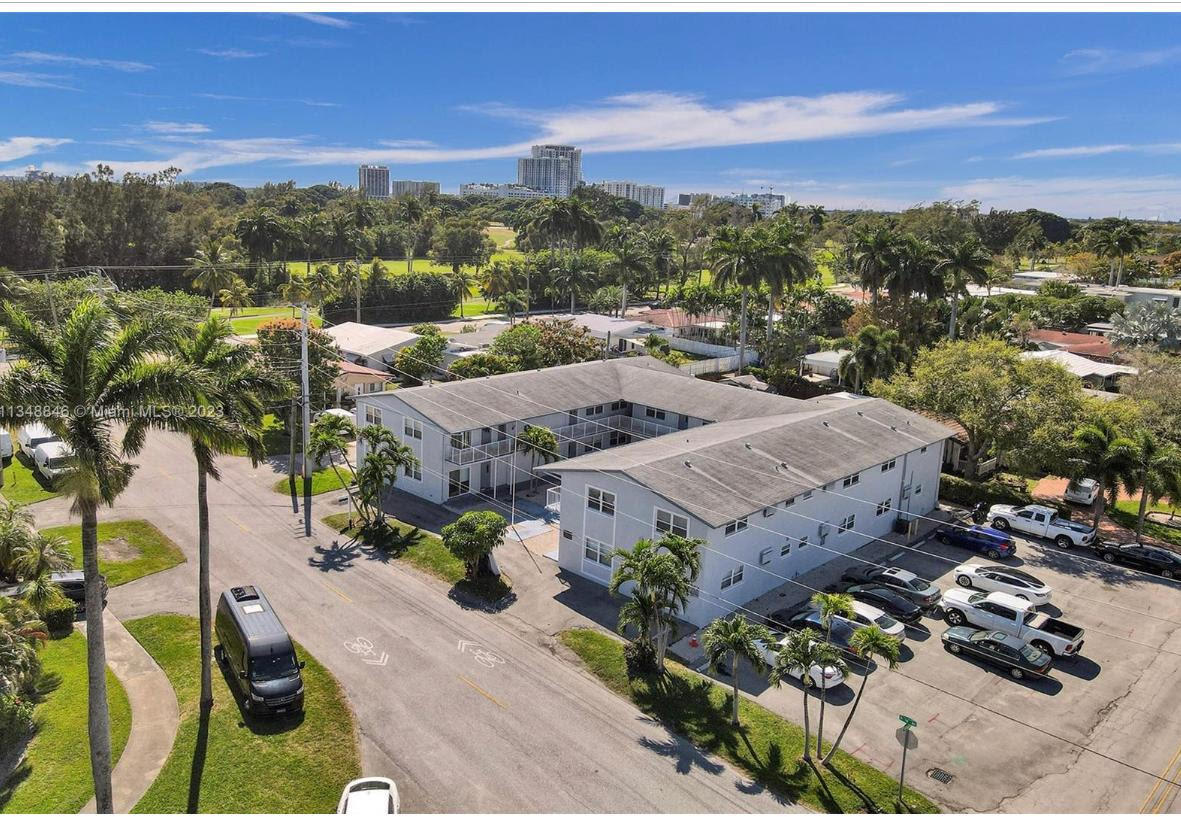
[214, 644, 225, 664]
[936, 532, 950, 544]
[1010, 667, 1025, 680]
[956, 575, 973, 588]
[1162, 568, 1175, 580]
[987, 548, 1000, 559]
[1102, 552, 1116, 563]
[945, 609, 966, 626]
[948, 643, 962, 654]
[992, 518, 1010, 531]
[1031, 640, 1053, 657]
[1055, 536, 1072, 550]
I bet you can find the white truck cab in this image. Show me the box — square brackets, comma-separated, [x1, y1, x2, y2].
[987, 503, 1096, 549]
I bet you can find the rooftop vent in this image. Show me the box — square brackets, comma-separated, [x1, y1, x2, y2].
[684, 460, 693, 468]
[744, 442, 753, 449]
[822, 421, 830, 427]
[231, 586, 259, 602]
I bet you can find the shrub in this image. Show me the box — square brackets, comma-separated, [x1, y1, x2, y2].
[0, 692, 35, 745]
[939, 473, 1033, 508]
[322, 271, 457, 324]
[623, 639, 657, 676]
[43, 597, 78, 634]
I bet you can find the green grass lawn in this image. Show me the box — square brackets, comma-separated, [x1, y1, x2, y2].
[485, 223, 517, 250]
[273, 467, 353, 495]
[41, 519, 185, 587]
[210, 306, 323, 336]
[0, 632, 132, 814]
[1112, 500, 1181, 548]
[125, 614, 359, 814]
[1, 455, 58, 505]
[560, 629, 939, 814]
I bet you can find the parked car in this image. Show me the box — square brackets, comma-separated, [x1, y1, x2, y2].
[953, 564, 1052, 606]
[808, 599, 906, 641]
[215, 585, 305, 716]
[787, 610, 864, 659]
[337, 777, 400, 815]
[1064, 478, 1100, 506]
[1091, 541, 1181, 579]
[941, 627, 1052, 680]
[987, 504, 1097, 549]
[16, 422, 59, 455]
[0, 570, 108, 613]
[840, 565, 941, 610]
[754, 633, 847, 689]
[934, 524, 1016, 559]
[833, 583, 922, 623]
[33, 441, 74, 481]
[0, 429, 11, 461]
[939, 589, 1085, 657]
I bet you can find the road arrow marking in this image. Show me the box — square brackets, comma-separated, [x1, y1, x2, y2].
[363, 652, 389, 667]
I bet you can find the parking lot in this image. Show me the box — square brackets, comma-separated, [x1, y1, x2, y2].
[680, 513, 1181, 812]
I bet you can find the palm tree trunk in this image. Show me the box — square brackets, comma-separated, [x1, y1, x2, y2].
[620, 284, 629, 317]
[288, 399, 298, 501]
[948, 295, 959, 339]
[355, 277, 361, 323]
[1117, 254, 1125, 288]
[816, 674, 828, 757]
[823, 668, 870, 765]
[731, 652, 741, 725]
[767, 294, 775, 340]
[570, 291, 577, 314]
[1136, 476, 1150, 543]
[801, 684, 812, 761]
[1093, 479, 1107, 527]
[737, 287, 749, 374]
[197, 464, 213, 711]
[81, 502, 114, 813]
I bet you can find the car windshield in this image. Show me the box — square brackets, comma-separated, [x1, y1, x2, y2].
[1019, 643, 1045, 662]
[907, 576, 932, 591]
[875, 612, 900, 629]
[250, 652, 299, 680]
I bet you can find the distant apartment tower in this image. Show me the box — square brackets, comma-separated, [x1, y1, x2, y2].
[517, 144, 582, 197]
[595, 180, 665, 209]
[675, 192, 713, 208]
[723, 192, 786, 215]
[390, 179, 440, 198]
[459, 182, 547, 200]
[358, 165, 390, 198]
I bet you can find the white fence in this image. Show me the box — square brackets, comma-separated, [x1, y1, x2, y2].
[680, 355, 751, 376]
[667, 336, 749, 359]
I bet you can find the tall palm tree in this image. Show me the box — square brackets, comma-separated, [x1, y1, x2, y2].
[548, 251, 599, 313]
[707, 224, 768, 373]
[1110, 221, 1148, 288]
[807, 205, 827, 233]
[764, 219, 815, 338]
[1069, 418, 1139, 527]
[217, 276, 254, 318]
[278, 276, 311, 310]
[702, 614, 774, 725]
[338, 260, 363, 323]
[1124, 429, 1181, 542]
[645, 229, 677, 299]
[306, 264, 338, 308]
[496, 291, 528, 326]
[768, 629, 838, 762]
[482, 258, 526, 303]
[605, 224, 651, 317]
[449, 268, 476, 319]
[849, 223, 899, 318]
[935, 237, 992, 339]
[811, 592, 854, 755]
[294, 214, 323, 278]
[0, 298, 203, 813]
[234, 207, 281, 264]
[838, 325, 908, 394]
[609, 537, 699, 672]
[356, 425, 418, 526]
[822, 625, 901, 765]
[187, 235, 239, 312]
[307, 413, 366, 524]
[517, 424, 558, 494]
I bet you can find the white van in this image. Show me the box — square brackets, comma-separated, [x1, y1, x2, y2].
[17, 422, 60, 455]
[1064, 478, 1100, 506]
[33, 441, 73, 481]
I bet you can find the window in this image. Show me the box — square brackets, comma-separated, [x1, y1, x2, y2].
[759, 547, 773, 565]
[914, 484, 923, 496]
[365, 405, 383, 426]
[655, 509, 689, 538]
[920, 446, 928, 453]
[450, 431, 471, 450]
[404, 461, 421, 481]
[584, 538, 612, 567]
[798, 536, 809, 549]
[585, 404, 604, 416]
[781, 541, 792, 557]
[842, 473, 861, 488]
[562, 529, 573, 540]
[587, 487, 615, 516]
[610, 400, 627, 411]
[801, 490, 813, 502]
[783, 496, 795, 507]
[724, 517, 748, 536]
[839, 514, 856, 533]
[645, 407, 667, 420]
[876, 499, 892, 516]
[447, 467, 470, 498]
[720, 566, 744, 590]
[881, 458, 897, 472]
[403, 417, 422, 439]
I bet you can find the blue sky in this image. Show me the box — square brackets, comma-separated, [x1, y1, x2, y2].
[2, 11, 1180, 218]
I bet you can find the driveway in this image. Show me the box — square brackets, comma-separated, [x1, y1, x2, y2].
[32, 431, 792, 813]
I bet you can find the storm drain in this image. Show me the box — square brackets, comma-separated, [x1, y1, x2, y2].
[926, 768, 955, 785]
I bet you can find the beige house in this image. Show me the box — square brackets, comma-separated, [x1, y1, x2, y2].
[334, 360, 390, 406]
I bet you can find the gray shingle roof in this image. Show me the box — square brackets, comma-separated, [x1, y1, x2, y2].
[543, 397, 954, 527]
[362, 356, 812, 433]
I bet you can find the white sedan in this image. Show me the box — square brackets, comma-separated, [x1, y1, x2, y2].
[953, 564, 1053, 606]
[337, 778, 400, 815]
[755, 636, 847, 689]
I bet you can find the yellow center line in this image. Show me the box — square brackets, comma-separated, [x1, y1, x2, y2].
[1150, 755, 1181, 814]
[1141, 739, 1181, 813]
[226, 516, 251, 534]
[459, 674, 507, 709]
[322, 581, 352, 603]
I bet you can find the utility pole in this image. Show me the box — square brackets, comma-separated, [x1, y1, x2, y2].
[300, 302, 313, 536]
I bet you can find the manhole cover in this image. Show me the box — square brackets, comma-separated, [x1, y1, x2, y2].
[927, 768, 955, 785]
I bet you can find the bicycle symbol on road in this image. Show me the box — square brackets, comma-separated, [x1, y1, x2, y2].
[458, 640, 505, 669]
[344, 636, 389, 666]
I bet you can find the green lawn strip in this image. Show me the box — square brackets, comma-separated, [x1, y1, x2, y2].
[125, 614, 359, 814]
[1, 456, 58, 505]
[1109, 504, 1181, 549]
[559, 629, 939, 814]
[272, 468, 353, 495]
[0, 632, 132, 814]
[228, 412, 290, 457]
[41, 519, 185, 587]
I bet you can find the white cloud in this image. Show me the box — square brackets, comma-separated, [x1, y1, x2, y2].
[1015, 143, 1181, 159]
[0, 136, 71, 162]
[144, 121, 211, 134]
[196, 48, 266, 59]
[1060, 46, 1181, 75]
[196, 92, 338, 108]
[0, 71, 76, 90]
[943, 175, 1181, 219]
[289, 12, 353, 28]
[8, 50, 153, 72]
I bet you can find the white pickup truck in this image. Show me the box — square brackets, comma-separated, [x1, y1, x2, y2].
[940, 589, 1085, 657]
[986, 504, 1097, 550]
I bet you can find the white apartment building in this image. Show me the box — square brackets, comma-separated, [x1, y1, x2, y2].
[517, 144, 582, 197]
[358, 165, 390, 198]
[353, 357, 951, 627]
[595, 181, 666, 209]
[459, 182, 547, 200]
[391, 180, 440, 198]
[722, 192, 786, 216]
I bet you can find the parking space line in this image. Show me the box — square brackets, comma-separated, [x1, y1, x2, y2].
[459, 674, 507, 709]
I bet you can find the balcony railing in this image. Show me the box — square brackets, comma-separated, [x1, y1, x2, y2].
[445, 437, 514, 465]
[444, 414, 678, 465]
[546, 487, 561, 513]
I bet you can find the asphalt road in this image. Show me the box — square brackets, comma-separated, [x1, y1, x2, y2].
[31, 431, 793, 814]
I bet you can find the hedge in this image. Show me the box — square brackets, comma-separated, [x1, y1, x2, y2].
[322, 270, 457, 324]
[939, 472, 1033, 508]
[42, 597, 78, 634]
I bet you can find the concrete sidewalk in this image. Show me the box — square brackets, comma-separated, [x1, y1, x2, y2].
[79, 609, 179, 814]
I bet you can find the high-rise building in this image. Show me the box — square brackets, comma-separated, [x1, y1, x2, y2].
[595, 180, 666, 209]
[390, 180, 440, 198]
[674, 192, 713, 208]
[517, 144, 581, 197]
[358, 165, 390, 198]
[721, 192, 786, 215]
[459, 182, 547, 200]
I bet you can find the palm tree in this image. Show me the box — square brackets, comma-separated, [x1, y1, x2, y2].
[306, 263, 338, 308]
[0, 597, 47, 695]
[1124, 429, 1181, 542]
[187, 235, 239, 312]
[482, 258, 526, 303]
[356, 425, 418, 526]
[217, 275, 253, 318]
[1110, 221, 1148, 288]
[0, 502, 38, 584]
[838, 325, 908, 394]
[769, 629, 839, 762]
[707, 224, 767, 374]
[517, 424, 558, 494]
[234, 207, 281, 264]
[278, 275, 310, 311]
[764, 219, 815, 338]
[0, 297, 204, 813]
[849, 223, 899, 317]
[1069, 418, 1139, 527]
[339, 260, 363, 323]
[807, 205, 827, 233]
[548, 251, 599, 314]
[645, 229, 677, 299]
[307, 413, 366, 524]
[935, 237, 992, 339]
[11, 532, 73, 613]
[449, 268, 476, 319]
[294, 214, 323, 278]
[606, 224, 651, 317]
[702, 614, 774, 725]
[496, 291, 528, 326]
[609, 536, 699, 672]
[822, 625, 901, 765]
[811, 592, 855, 756]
